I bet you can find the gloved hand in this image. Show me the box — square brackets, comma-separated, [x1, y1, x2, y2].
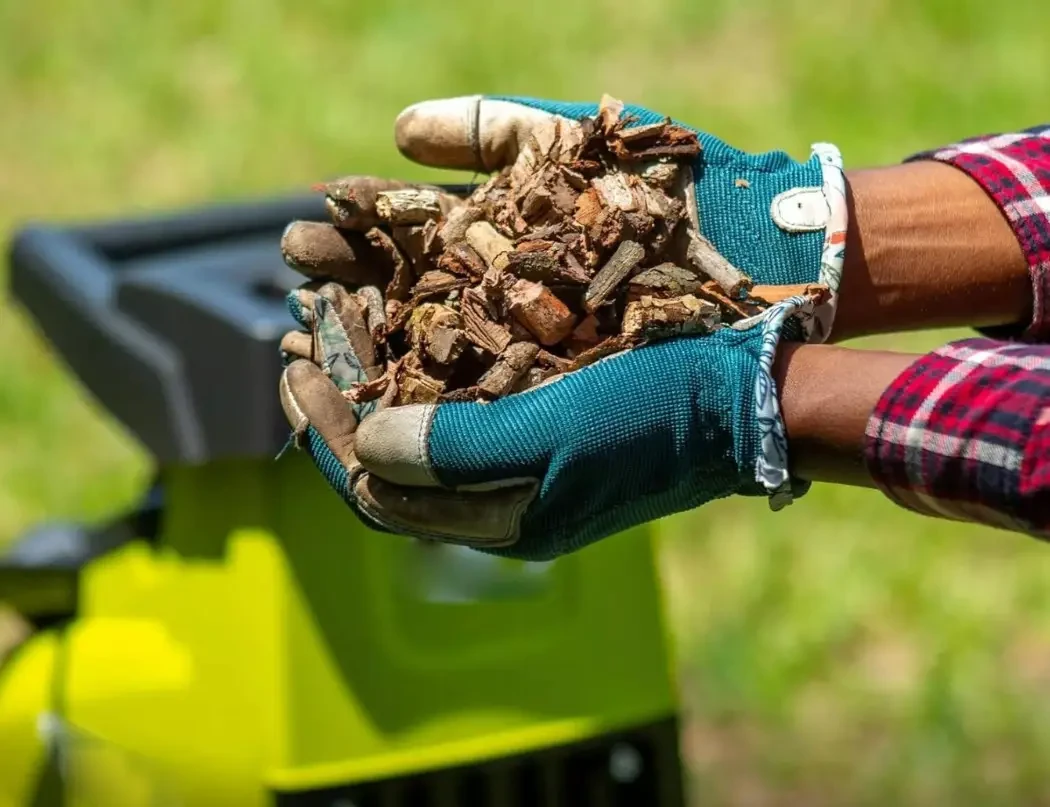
[280, 277, 822, 561]
[393, 95, 847, 340]
[278, 95, 845, 559]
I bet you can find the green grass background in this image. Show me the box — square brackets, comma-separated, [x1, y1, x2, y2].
[3, 0, 1050, 802]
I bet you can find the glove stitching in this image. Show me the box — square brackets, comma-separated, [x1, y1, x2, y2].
[416, 404, 441, 486]
[353, 475, 526, 548]
[280, 372, 308, 434]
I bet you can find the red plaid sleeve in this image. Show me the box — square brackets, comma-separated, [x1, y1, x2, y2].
[865, 338, 1050, 536]
[909, 126, 1050, 341]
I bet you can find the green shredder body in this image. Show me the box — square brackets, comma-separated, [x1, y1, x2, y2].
[0, 192, 686, 806]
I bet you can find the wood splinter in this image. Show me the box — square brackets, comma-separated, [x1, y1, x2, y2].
[507, 279, 577, 346]
[584, 240, 645, 313]
[376, 189, 444, 226]
[621, 294, 721, 339]
[478, 342, 541, 398]
[685, 231, 752, 298]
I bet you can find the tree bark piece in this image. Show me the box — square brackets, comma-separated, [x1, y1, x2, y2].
[478, 342, 541, 398]
[436, 205, 485, 250]
[695, 280, 763, 319]
[385, 299, 413, 336]
[406, 304, 467, 366]
[564, 314, 601, 356]
[410, 271, 469, 301]
[460, 287, 513, 356]
[627, 263, 704, 300]
[465, 221, 514, 272]
[685, 231, 752, 298]
[583, 240, 645, 313]
[568, 333, 635, 371]
[437, 241, 488, 280]
[365, 227, 413, 303]
[512, 366, 558, 393]
[355, 285, 387, 345]
[391, 352, 446, 405]
[376, 189, 444, 225]
[507, 279, 577, 346]
[607, 121, 702, 162]
[391, 225, 434, 275]
[506, 241, 590, 285]
[621, 294, 720, 339]
[750, 283, 830, 305]
[344, 373, 392, 405]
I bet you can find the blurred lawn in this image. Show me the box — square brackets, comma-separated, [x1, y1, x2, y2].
[3, 0, 1050, 803]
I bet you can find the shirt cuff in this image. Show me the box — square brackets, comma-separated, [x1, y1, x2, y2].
[864, 337, 1050, 538]
[907, 127, 1050, 341]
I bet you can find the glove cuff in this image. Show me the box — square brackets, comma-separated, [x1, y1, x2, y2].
[697, 141, 847, 343]
[731, 291, 828, 509]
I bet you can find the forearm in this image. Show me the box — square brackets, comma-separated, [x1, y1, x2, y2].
[833, 162, 1030, 341]
[773, 343, 914, 487]
[775, 338, 1050, 538]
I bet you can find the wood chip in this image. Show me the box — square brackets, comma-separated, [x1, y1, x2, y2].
[460, 287, 513, 356]
[410, 270, 469, 301]
[695, 280, 763, 319]
[568, 333, 635, 371]
[344, 373, 392, 405]
[574, 187, 605, 230]
[583, 240, 645, 313]
[685, 230, 752, 298]
[436, 205, 485, 249]
[356, 285, 387, 344]
[505, 242, 590, 285]
[465, 221, 514, 271]
[437, 241, 488, 280]
[390, 225, 433, 275]
[406, 304, 467, 365]
[627, 263, 704, 300]
[366, 227, 413, 302]
[507, 279, 577, 346]
[608, 121, 702, 162]
[385, 299, 413, 335]
[621, 294, 720, 339]
[536, 349, 573, 373]
[440, 386, 488, 402]
[565, 314, 601, 356]
[478, 342, 541, 398]
[749, 283, 830, 306]
[376, 189, 443, 225]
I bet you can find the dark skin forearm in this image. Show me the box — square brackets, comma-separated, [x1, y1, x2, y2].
[773, 343, 917, 487]
[833, 161, 1030, 342]
[782, 162, 1029, 487]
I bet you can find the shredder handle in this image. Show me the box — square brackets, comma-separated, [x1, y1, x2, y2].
[8, 195, 327, 462]
[7, 187, 473, 464]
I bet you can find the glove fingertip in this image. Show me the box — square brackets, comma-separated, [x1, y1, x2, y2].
[355, 404, 442, 488]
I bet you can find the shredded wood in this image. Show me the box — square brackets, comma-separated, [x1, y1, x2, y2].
[307, 95, 827, 405]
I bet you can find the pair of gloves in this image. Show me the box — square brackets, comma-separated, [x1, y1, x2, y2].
[279, 96, 848, 561]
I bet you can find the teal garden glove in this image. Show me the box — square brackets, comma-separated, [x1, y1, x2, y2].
[278, 96, 848, 559]
[280, 280, 824, 561]
[394, 95, 847, 340]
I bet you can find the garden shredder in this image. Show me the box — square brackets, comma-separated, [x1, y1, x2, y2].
[0, 191, 685, 806]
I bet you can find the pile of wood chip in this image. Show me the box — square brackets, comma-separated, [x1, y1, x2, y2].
[284, 95, 825, 406]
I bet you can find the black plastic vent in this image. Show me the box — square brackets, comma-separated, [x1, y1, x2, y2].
[273, 718, 683, 807]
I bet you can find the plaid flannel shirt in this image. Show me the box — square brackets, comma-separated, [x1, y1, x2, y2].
[864, 127, 1050, 535]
